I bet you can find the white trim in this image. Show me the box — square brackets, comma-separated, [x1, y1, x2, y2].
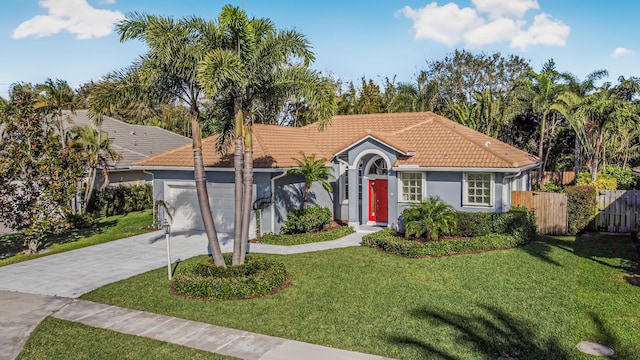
[352, 150, 392, 172]
[397, 171, 425, 203]
[462, 172, 495, 208]
[332, 135, 414, 157]
[393, 163, 540, 173]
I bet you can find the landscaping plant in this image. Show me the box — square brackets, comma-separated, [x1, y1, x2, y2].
[281, 206, 332, 234]
[401, 196, 457, 240]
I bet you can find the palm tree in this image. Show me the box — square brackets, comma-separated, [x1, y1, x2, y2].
[512, 59, 569, 184]
[67, 125, 121, 212]
[196, 5, 336, 265]
[287, 152, 335, 209]
[401, 196, 457, 241]
[89, 13, 227, 266]
[389, 71, 438, 113]
[34, 78, 76, 147]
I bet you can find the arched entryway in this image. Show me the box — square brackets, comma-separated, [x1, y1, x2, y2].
[364, 156, 389, 224]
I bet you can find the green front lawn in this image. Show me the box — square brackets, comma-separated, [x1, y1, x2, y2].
[18, 317, 236, 359]
[0, 210, 154, 266]
[77, 233, 639, 359]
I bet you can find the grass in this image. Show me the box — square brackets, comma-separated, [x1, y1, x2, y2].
[18, 317, 236, 359]
[79, 233, 640, 359]
[0, 210, 153, 267]
[257, 225, 354, 245]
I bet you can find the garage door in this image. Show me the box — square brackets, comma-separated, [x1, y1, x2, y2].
[163, 182, 255, 237]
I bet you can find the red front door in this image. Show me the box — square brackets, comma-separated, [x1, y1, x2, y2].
[368, 179, 388, 222]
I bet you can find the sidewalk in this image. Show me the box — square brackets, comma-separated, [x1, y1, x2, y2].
[0, 226, 385, 360]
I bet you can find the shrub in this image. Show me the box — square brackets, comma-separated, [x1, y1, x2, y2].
[88, 184, 153, 217]
[577, 171, 618, 190]
[65, 213, 97, 229]
[602, 165, 637, 190]
[362, 229, 523, 258]
[565, 185, 597, 235]
[281, 206, 331, 234]
[454, 212, 493, 237]
[543, 181, 565, 193]
[173, 253, 288, 300]
[401, 196, 457, 240]
[259, 226, 354, 245]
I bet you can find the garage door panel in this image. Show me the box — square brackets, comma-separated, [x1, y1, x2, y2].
[164, 182, 255, 237]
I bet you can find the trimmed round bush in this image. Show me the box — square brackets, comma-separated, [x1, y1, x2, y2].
[173, 254, 288, 300]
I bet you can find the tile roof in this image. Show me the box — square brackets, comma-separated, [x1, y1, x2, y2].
[134, 112, 539, 170]
[62, 110, 191, 169]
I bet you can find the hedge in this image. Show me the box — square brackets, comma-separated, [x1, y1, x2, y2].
[259, 226, 354, 246]
[363, 209, 536, 257]
[565, 185, 597, 235]
[173, 253, 288, 300]
[362, 230, 523, 258]
[87, 184, 152, 217]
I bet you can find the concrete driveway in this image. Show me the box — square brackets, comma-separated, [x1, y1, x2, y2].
[0, 230, 233, 298]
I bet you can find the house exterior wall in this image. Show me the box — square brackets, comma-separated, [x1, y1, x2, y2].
[272, 172, 336, 234]
[95, 170, 151, 189]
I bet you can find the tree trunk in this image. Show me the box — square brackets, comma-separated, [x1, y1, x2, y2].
[302, 184, 309, 210]
[591, 131, 604, 183]
[192, 113, 225, 267]
[573, 133, 580, 184]
[240, 129, 253, 264]
[232, 137, 243, 265]
[537, 111, 548, 186]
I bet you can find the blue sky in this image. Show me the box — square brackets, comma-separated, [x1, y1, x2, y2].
[1, 0, 638, 99]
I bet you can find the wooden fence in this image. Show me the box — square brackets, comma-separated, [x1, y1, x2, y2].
[594, 190, 640, 232]
[531, 171, 576, 188]
[512, 191, 568, 235]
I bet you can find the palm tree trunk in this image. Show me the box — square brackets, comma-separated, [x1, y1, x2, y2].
[83, 167, 96, 214]
[573, 133, 580, 184]
[591, 131, 604, 182]
[537, 111, 547, 186]
[192, 114, 225, 267]
[233, 137, 243, 265]
[239, 128, 253, 264]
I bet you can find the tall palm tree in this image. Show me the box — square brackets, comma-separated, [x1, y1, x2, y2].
[389, 71, 438, 113]
[287, 152, 335, 209]
[67, 125, 121, 212]
[512, 59, 568, 184]
[34, 78, 76, 147]
[93, 13, 227, 266]
[197, 5, 336, 265]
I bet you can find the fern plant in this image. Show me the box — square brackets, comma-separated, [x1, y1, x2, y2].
[402, 196, 457, 240]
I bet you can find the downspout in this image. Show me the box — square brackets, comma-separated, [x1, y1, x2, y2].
[270, 171, 288, 233]
[502, 170, 522, 212]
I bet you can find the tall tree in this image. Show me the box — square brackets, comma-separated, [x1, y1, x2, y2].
[389, 71, 438, 113]
[287, 152, 335, 209]
[34, 78, 76, 147]
[96, 13, 227, 266]
[0, 84, 84, 252]
[67, 125, 121, 212]
[197, 5, 336, 265]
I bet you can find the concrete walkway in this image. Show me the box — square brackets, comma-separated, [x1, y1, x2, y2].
[0, 226, 384, 360]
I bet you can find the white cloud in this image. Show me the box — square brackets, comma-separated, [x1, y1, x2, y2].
[464, 17, 520, 47]
[472, 0, 539, 19]
[401, 1, 569, 51]
[611, 47, 635, 58]
[400, 3, 483, 46]
[12, 0, 124, 40]
[510, 14, 570, 50]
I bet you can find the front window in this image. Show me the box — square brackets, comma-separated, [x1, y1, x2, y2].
[400, 172, 423, 202]
[464, 173, 493, 206]
[368, 158, 388, 175]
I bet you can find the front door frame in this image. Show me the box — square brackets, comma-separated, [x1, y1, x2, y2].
[368, 179, 388, 224]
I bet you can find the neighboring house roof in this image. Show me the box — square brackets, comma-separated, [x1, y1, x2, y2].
[62, 110, 191, 170]
[134, 112, 539, 170]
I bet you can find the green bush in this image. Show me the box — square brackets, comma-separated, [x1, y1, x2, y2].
[260, 226, 354, 245]
[88, 184, 152, 217]
[173, 253, 288, 300]
[543, 181, 565, 193]
[65, 213, 97, 229]
[602, 165, 637, 190]
[454, 212, 493, 237]
[362, 229, 523, 258]
[401, 196, 457, 240]
[281, 206, 331, 234]
[565, 185, 597, 235]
